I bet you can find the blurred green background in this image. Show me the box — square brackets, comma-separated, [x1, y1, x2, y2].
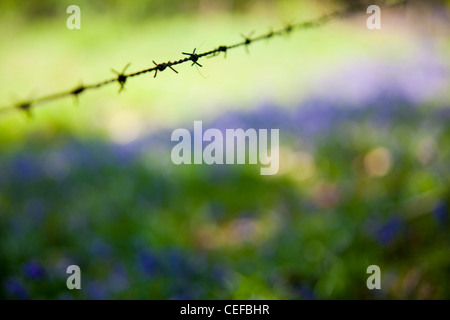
[0, 0, 449, 299]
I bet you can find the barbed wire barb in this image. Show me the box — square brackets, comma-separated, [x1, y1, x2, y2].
[152, 60, 178, 78]
[182, 48, 203, 67]
[0, 0, 408, 118]
[71, 84, 85, 106]
[17, 102, 32, 118]
[111, 63, 131, 93]
[241, 32, 254, 54]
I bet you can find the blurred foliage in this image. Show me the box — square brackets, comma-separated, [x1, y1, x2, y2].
[0, 0, 309, 19]
[1, 92, 449, 299]
[3, 0, 448, 21]
[0, 0, 449, 300]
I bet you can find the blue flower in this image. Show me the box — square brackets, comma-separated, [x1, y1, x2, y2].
[168, 250, 186, 275]
[90, 238, 113, 258]
[11, 154, 40, 181]
[110, 143, 140, 165]
[375, 217, 402, 246]
[4, 277, 29, 299]
[292, 100, 341, 137]
[212, 266, 229, 285]
[138, 249, 158, 276]
[432, 202, 447, 225]
[58, 293, 74, 300]
[109, 265, 129, 293]
[23, 260, 46, 280]
[86, 281, 109, 300]
[294, 284, 317, 300]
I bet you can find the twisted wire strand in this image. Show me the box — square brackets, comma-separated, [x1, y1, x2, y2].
[0, 1, 407, 117]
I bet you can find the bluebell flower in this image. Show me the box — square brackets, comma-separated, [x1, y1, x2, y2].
[434, 107, 450, 123]
[58, 293, 74, 300]
[294, 284, 317, 300]
[64, 142, 104, 171]
[247, 103, 290, 130]
[292, 100, 340, 137]
[138, 249, 158, 276]
[23, 260, 46, 280]
[375, 217, 403, 246]
[4, 277, 29, 299]
[109, 265, 129, 293]
[11, 154, 40, 181]
[212, 266, 229, 285]
[90, 238, 113, 258]
[432, 202, 447, 225]
[170, 294, 191, 300]
[168, 250, 186, 275]
[110, 143, 140, 165]
[210, 111, 247, 132]
[86, 281, 109, 300]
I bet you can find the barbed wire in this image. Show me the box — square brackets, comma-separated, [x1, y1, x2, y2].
[0, 1, 407, 118]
